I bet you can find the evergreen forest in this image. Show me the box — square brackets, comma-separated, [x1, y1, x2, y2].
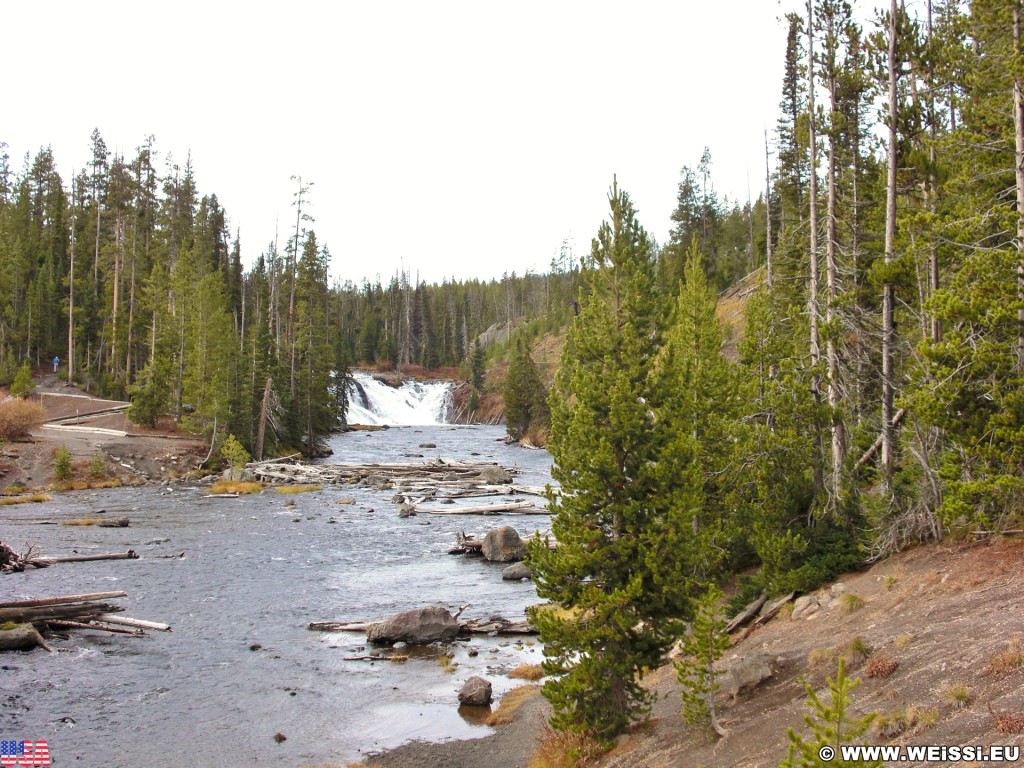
[2, 0, 1024, 741]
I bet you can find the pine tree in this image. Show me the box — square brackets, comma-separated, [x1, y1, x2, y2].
[675, 584, 730, 739]
[503, 332, 547, 441]
[527, 179, 681, 745]
[780, 658, 880, 768]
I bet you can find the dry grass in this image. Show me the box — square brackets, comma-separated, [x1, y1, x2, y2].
[509, 663, 545, 681]
[529, 726, 602, 768]
[843, 636, 873, 667]
[2, 483, 29, 495]
[874, 706, 938, 739]
[0, 494, 51, 505]
[486, 684, 540, 726]
[275, 484, 323, 494]
[62, 516, 102, 525]
[55, 478, 123, 491]
[210, 480, 264, 495]
[809, 647, 839, 669]
[438, 653, 457, 673]
[894, 632, 914, 649]
[987, 639, 1024, 676]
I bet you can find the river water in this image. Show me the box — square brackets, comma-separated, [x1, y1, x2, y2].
[0, 424, 553, 767]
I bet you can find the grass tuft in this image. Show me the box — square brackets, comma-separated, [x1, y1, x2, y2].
[275, 484, 323, 494]
[0, 494, 51, 505]
[486, 684, 540, 726]
[942, 684, 972, 710]
[843, 636, 873, 667]
[839, 593, 865, 615]
[210, 480, 264, 495]
[62, 516, 101, 525]
[508, 663, 545, 681]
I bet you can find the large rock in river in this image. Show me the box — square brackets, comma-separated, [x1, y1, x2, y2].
[477, 465, 512, 484]
[482, 526, 526, 562]
[502, 562, 532, 581]
[458, 676, 493, 706]
[367, 606, 461, 645]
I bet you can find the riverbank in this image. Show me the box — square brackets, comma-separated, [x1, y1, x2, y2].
[0, 375, 209, 491]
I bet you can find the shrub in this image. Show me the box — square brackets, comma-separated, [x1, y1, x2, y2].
[486, 685, 540, 726]
[0, 399, 47, 440]
[10, 363, 34, 398]
[987, 639, 1024, 676]
[865, 653, 899, 679]
[53, 445, 72, 483]
[528, 726, 601, 768]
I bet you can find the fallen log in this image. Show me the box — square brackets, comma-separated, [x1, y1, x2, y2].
[48, 619, 143, 636]
[308, 621, 377, 632]
[33, 550, 139, 565]
[417, 501, 544, 515]
[96, 518, 130, 528]
[0, 602, 125, 624]
[0, 591, 127, 609]
[732, 592, 795, 645]
[0, 623, 52, 652]
[96, 614, 172, 632]
[725, 593, 768, 633]
[459, 618, 536, 635]
[343, 654, 409, 662]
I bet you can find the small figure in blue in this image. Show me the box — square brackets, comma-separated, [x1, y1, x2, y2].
[52, 355, 60, 373]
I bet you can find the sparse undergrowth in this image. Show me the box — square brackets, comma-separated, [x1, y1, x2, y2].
[529, 726, 602, 768]
[988, 704, 1024, 734]
[0, 493, 50, 505]
[942, 684, 972, 710]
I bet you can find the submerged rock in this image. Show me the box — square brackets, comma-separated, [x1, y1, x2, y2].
[501, 562, 532, 581]
[477, 466, 512, 484]
[367, 606, 461, 645]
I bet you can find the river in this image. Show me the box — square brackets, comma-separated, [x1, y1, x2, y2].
[0, 421, 554, 767]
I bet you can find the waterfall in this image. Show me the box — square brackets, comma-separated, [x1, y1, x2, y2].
[346, 371, 453, 425]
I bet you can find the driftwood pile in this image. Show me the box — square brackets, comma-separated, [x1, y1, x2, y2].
[1, 540, 138, 572]
[248, 458, 552, 516]
[0, 590, 171, 652]
[308, 616, 535, 637]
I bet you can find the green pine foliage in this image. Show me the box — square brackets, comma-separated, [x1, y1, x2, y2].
[503, 333, 548, 441]
[675, 584, 730, 738]
[780, 658, 880, 768]
[53, 445, 72, 483]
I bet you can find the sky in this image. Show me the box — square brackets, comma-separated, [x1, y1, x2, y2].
[5, 1, 804, 286]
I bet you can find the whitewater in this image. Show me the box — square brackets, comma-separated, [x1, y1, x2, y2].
[346, 370, 453, 425]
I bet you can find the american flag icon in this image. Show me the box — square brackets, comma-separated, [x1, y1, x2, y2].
[0, 740, 50, 767]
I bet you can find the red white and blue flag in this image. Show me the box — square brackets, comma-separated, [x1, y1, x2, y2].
[0, 740, 50, 767]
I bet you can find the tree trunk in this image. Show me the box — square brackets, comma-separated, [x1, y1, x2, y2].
[881, 0, 899, 490]
[1014, 3, 1024, 370]
[807, 0, 824, 499]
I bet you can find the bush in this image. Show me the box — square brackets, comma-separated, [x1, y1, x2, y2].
[89, 454, 107, 479]
[0, 399, 47, 440]
[220, 434, 251, 469]
[10, 363, 34, 398]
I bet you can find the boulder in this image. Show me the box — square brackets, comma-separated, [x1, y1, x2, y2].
[721, 653, 779, 704]
[482, 526, 525, 562]
[397, 503, 417, 518]
[477, 466, 512, 484]
[458, 676, 493, 706]
[501, 562, 532, 581]
[790, 594, 820, 621]
[367, 606, 461, 645]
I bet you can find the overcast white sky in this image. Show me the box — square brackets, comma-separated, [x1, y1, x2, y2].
[5, 1, 806, 286]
